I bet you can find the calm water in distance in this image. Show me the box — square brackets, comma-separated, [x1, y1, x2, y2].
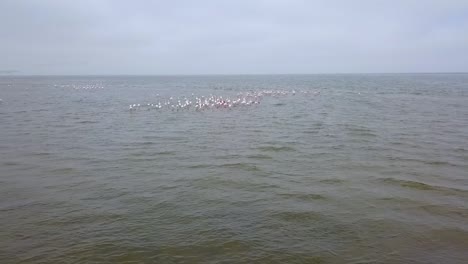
[1, 74, 467, 263]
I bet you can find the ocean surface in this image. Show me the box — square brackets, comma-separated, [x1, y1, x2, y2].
[1, 74, 467, 264]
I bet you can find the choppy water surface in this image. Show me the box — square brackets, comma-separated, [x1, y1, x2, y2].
[1, 74, 467, 263]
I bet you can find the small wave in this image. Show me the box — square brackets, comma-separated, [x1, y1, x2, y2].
[350, 131, 378, 137]
[423, 160, 456, 166]
[272, 211, 325, 222]
[186, 164, 213, 169]
[347, 126, 373, 132]
[345, 126, 377, 137]
[0, 200, 48, 212]
[213, 154, 243, 160]
[129, 150, 175, 157]
[246, 154, 273, 160]
[381, 178, 468, 196]
[376, 196, 423, 207]
[454, 148, 467, 153]
[157, 151, 176, 155]
[121, 157, 161, 162]
[2, 161, 19, 166]
[218, 162, 261, 172]
[31, 152, 51, 156]
[257, 146, 295, 152]
[387, 156, 458, 167]
[196, 177, 279, 191]
[31, 108, 49, 112]
[418, 204, 468, 219]
[292, 114, 304, 119]
[382, 178, 437, 191]
[424, 227, 468, 245]
[320, 178, 345, 184]
[76, 120, 98, 124]
[303, 129, 320, 134]
[278, 193, 326, 201]
[48, 167, 76, 174]
[134, 141, 158, 146]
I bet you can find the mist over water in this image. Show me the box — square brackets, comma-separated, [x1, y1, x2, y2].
[1, 74, 467, 263]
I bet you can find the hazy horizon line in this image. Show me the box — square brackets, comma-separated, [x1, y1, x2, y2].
[1, 72, 467, 77]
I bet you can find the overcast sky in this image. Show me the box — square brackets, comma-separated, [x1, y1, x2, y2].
[1, 0, 467, 75]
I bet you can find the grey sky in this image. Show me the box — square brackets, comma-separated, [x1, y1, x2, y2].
[1, 0, 467, 75]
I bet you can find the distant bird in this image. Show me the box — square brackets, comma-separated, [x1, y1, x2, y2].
[125, 88, 317, 113]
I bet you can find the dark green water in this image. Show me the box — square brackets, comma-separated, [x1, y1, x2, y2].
[1, 74, 467, 263]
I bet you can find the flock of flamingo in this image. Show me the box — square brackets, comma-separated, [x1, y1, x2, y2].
[128, 89, 320, 112]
